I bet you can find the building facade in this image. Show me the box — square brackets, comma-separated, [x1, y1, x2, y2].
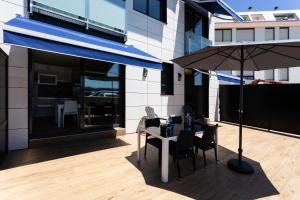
[0, 0, 239, 152]
[214, 9, 300, 83]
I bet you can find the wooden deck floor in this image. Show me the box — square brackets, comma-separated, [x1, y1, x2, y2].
[0, 123, 299, 200]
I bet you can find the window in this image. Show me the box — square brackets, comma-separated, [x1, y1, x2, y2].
[133, 0, 147, 14]
[185, 5, 209, 54]
[265, 28, 275, 41]
[251, 14, 265, 21]
[240, 15, 251, 21]
[161, 63, 174, 95]
[194, 71, 203, 86]
[133, 0, 167, 22]
[279, 27, 289, 40]
[215, 29, 232, 43]
[236, 29, 254, 42]
[265, 70, 274, 80]
[234, 70, 254, 80]
[274, 13, 298, 21]
[278, 68, 289, 81]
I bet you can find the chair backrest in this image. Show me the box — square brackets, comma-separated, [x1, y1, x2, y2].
[64, 100, 78, 115]
[176, 131, 195, 153]
[201, 124, 218, 146]
[145, 118, 161, 128]
[145, 106, 158, 118]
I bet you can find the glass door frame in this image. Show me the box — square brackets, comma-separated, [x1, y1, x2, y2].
[80, 59, 125, 129]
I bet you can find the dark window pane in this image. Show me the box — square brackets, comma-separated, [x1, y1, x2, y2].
[215, 30, 222, 42]
[161, 63, 174, 95]
[149, 0, 161, 20]
[133, 0, 147, 14]
[223, 30, 232, 42]
[194, 72, 203, 86]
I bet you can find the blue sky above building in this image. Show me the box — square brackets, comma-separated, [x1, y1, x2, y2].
[224, 0, 300, 12]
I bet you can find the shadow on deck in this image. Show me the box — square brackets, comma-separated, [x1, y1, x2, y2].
[126, 145, 279, 200]
[1, 136, 129, 170]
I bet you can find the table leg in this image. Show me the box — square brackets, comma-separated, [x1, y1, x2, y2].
[58, 107, 61, 128]
[161, 139, 169, 183]
[215, 128, 219, 161]
[137, 132, 141, 162]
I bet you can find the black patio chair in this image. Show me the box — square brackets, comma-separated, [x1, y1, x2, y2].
[169, 131, 196, 178]
[144, 116, 183, 163]
[194, 124, 218, 167]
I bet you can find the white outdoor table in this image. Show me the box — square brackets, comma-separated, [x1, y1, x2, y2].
[137, 126, 218, 183]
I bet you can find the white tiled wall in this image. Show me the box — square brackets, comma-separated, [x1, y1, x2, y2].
[7, 46, 29, 150]
[0, 0, 28, 150]
[125, 0, 185, 133]
[208, 72, 220, 121]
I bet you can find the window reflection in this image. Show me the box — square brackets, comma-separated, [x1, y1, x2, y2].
[84, 61, 122, 128]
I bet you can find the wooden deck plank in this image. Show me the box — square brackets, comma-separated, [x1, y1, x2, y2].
[0, 123, 299, 200]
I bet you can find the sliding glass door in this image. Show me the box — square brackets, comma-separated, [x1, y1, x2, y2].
[0, 50, 8, 158]
[83, 60, 124, 129]
[30, 50, 125, 138]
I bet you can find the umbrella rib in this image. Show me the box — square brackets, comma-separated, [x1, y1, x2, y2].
[244, 47, 258, 60]
[256, 46, 300, 61]
[217, 50, 240, 62]
[245, 48, 260, 71]
[181, 46, 234, 68]
[247, 46, 276, 59]
[213, 47, 239, 71]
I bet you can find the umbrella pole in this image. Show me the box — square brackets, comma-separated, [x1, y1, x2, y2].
[227, 45, 254, 174]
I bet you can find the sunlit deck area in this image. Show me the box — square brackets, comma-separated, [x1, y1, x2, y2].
[0, 123, 299, 200]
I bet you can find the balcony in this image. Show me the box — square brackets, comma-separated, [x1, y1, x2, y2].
[185, 32, 212, 55]
[30, 0, 126, 36]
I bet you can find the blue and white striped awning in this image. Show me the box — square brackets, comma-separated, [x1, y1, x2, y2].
[217, 72, 244, 84]
[3, 16, 161, 69]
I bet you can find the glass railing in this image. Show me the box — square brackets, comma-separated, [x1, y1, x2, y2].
[31, 0, 126, 35]
[185, 32, 212, 54]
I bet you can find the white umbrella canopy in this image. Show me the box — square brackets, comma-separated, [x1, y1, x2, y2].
[172, 40, 300, 174]
[173, 40, 300, 71]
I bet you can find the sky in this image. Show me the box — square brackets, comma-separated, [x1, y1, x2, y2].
[224, 0, 300, 12]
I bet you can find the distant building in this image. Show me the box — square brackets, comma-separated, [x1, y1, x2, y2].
[213, 9, 300, 83]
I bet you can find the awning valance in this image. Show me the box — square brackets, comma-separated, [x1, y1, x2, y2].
[3, 16, 161, 69]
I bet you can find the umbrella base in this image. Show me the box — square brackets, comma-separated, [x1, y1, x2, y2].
[227, 159, 254, 174]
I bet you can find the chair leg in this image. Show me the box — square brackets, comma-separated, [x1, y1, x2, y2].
[77, 114, 80, 128]
[144, 142, 147, 159]
[214, 147, 218, 163]
[192, 154, 196, 171]
[62, 115, 64, 128]
[202, 150, 207, 167]
[177, 160, 181, 178]
[158, 149, 162, 165]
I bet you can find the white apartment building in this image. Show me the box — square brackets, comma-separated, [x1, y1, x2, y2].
[0, 0, 241, 152]
[214, 9, 300, 83]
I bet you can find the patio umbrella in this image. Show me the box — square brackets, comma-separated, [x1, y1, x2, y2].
[172, 40, 300, 174]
